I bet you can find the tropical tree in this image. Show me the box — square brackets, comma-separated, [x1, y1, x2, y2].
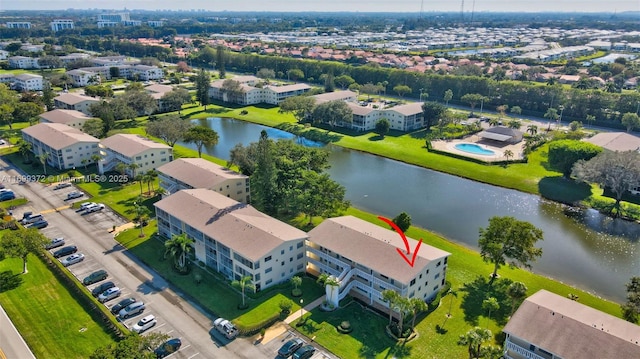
[507, 120, 521, 129]
[163, 233, 194, 272]
[507, 281, 528, 315]
[479, 216, 544, 284]
[503, 149, 514, 161]
[510, 106, 522, 115]
[115, 162, 127, 176]
[622, 276, 640, 323]
[458, 327, 493, 359]
[586, 114, 596, 128]
[38, 152, 49, 175]
[146, 115, 193, 147]
[382, 289, 400, 327]
[374, 118, 390, 138]
[408, 297, 428, 329]
[335, 74, 355, 90]
[160, 88, 192, 113]
[195, 68, 211, 110]
[128, 162, 140, 178]
[12, 102, 44, 126]
[0, 229, 48, 274]
[287, 69, 304, 81]
[394, 296, 411, 337]
[290, 275, 302, 295]
[91, 154, 101, 171]
[392, 212, 412, 233]
[279, 96, 316, 123]
[548, 140, 602, 177]
[482, 297, 500, 323]
[220, 79, 244, 103]
[184, 126, 219, 158]
[526, 124, 538, 136]
[544, 107, 559, 122]
[311, 100, 353, 128]
[461, 93, 486, 114]
[82, 118, 105, 138]
[134, 204, 151, 237]
[256, 68, 275, 82]
[232, 275, 256, 308]
[17, 140, 32, 162]
[393, 84, 412, 98]
[621, 112, 640, 133]
[443, 89, 453, 106]
[422, 101, 448, 129]
[81, 159, 88, 169]
[134, 174, 144, 195]
[446, 287, 458, 318]
[250, 131, 278, 215]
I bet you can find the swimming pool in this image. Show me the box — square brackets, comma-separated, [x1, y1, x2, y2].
[454, 143, 496, 156]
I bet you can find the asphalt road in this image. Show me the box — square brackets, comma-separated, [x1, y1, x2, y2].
[0, 304, 36, 359]
[0, 157, 277, 359]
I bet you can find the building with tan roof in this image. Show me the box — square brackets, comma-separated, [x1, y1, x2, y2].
[307, 216, 450, 311]
[312, 90, 357, 104]
[66, 69, 98, 87]
[54, 93, 100, 115]
[503, 290, 640, 359]
[39, 109, 93, 130]
[21, 123, 100, 170]
[157, 158, 249, 202]
[343, 101, 424, 132]
[98, 134, 172, 176]
[208, 76, 310, 105]
[584, 132, 640, 153]
[154, 189, 307, 290]
[13, 73, 43, 91]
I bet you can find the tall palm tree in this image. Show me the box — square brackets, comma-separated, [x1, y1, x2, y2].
[135, 174, 144, 195]
[38, 152, 49, 175]
[115, 162, 127, 176]
[395, 296, 411, 337]
[91, 154, 101, 171]
[145, 169, 158, 194]
[163, 233, 194, 272]
[134, 204, 151, 237]
[526, 124, 538, 136]
[458, 327, 492, 359]
[290, 276, 302, 291]
[504, 150, 514, 161]
[232, 275, 256, 308]
[18, 140, 32, 162]
[382, 289, 399, 327]
[482, 297, 500, 323]
[128, 162, 140, 178]
[81, 158, 88, 169]
[507, 281, 528, 315]
[408, 297, 428, 330]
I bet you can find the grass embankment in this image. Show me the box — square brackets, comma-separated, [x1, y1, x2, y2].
[0, 256, 115, 358]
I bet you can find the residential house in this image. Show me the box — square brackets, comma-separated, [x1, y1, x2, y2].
[306, 216, 451, 313]
[503, 289, 640, 359]
[39, 109, 93, 130]
[155, 189, 308, 291]
[66, 69, 98, 87]
[98, 134, 173, 176]
[21, 123, 100, 170]
[53, 93, 100, 116]
[13, 73, 43, 91]
[8, 56, 39, 69]
[157, 158, 249, 202]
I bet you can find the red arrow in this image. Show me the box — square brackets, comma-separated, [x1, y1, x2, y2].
[378, 216, 424, 267]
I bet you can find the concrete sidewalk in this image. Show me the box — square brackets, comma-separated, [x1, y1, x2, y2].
[261, 295, 325, 345]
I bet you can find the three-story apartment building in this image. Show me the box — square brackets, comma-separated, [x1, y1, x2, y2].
[98, 134, 173, 176]
[21, 123, 100, 170]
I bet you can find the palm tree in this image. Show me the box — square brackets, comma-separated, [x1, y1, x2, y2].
[18, 140, 32, 162]
[482, 297, 500, 323]
[134, 174, 144, 195]
[163, 233, 194, 272]
[128, 162, 140, 178]
[145, 169, 158, 194]
[526, 124, 538, 136]
[488, 118, 499, 127]
[91, 154, 101, 171]
[504, 150, 514, 161]
[81, 158, 88, 169]
[38, 152, 49, 175]
[232, 275, 256, 308]
[447, 287, 458, 318]
[395, 296, 411, 337]
[458, 327, 493, 359]
[115, 162, 127, 176]
[290, 275, 302, 293]
[382, 289, 399, 327]
[408, 297, 428, 330]
[507, 281, 528, 315]
[507, 119, 521, 129]
[586, 114, 596, 129]
[323, 276, 340, 307]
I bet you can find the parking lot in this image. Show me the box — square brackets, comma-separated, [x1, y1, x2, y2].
[262, 329, 336, 359]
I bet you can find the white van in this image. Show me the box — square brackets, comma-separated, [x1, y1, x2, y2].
[21, 213, 43, 225]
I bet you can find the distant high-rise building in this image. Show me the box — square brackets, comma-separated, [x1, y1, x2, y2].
[50, 19, 74, 32]
[6, 22, 32, 29]
[97, 12, 130, 23]
[147, 20, 164, 27]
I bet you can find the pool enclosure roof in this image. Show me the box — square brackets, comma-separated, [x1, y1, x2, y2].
[478, 131, 512, 141]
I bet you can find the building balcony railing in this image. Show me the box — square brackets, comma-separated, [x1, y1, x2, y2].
[505, 341, 547, 359]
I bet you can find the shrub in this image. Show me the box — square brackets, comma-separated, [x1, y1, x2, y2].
[291, 288, 302, 297]
[337, 320, 353, 334]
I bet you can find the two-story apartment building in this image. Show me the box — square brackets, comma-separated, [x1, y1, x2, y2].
[98, 134, 172, 176]
[66, 69, 98, 87]
[53, 93, 100, 116]
[208, 76, 311, 105]
[503, 290, 640, 359]
[8, 56, 39, 69]
[155, 189, 308, 291]
[21, 123, 100, 170]
[13, 73, 43, 91]
[157, 158, 250, 202]
[39, 109, 93, 130]
[306, 216, 451, 312]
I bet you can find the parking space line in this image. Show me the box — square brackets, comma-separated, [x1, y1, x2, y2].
[187, 352, 199, 359]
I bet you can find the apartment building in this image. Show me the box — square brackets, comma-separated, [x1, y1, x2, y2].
[8, 56, 39, 69]
[157, 158, 250, 202]
[98, 134, 173, 176]
[6, 22, 31, 29]
[50, 19, 74, 32]
[39, 109, 93, 130]
[208, 76, 310, 105]
[13, 73, 43, 91]
[66, 69, 98, 87]
[306, 216, 450, 311]
[155, 189, 308, 291]
[503, 290, 640, 359]
[53, 93, 100, 116]
[21, 123, 100, 170]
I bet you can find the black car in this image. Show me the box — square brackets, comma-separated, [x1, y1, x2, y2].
[154, 338, 182, 358]
[278, 338, 304, 357]
[292, 345, 316, 359]
[52, 245, 77, 258]
[110, 297, 137, 315]
[91, 281, 115, 297]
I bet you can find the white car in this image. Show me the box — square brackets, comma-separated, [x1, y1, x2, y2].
[98, 287, 121, 303]
[132, 314, 157, 333]
[44, 237, 65, 250]
[61, 253, 85, 267]
[76, 202, 97, 212]
[85, 203, 105, 213]
[66, 191, 84, 200]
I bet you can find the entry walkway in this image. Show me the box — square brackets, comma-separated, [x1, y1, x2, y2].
[261, 295, 325, 345]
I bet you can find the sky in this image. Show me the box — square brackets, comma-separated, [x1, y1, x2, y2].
[5, 0, 640, 13]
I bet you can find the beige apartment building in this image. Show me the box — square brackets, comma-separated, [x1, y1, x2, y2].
[21, 123, 100, 170]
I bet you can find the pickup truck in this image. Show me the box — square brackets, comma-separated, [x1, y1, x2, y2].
[213, 318, 239, 339]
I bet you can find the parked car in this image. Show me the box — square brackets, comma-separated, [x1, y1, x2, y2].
[20, 213, 43, 225]
[213, 317, 239, 339]
[278, 338, 305, 357]
[85, 203, 105, 213]
[0, 139, 6, 145]
[83, 269, 108, 285]
[61, 253, 85, 267]
[98, 287, 121, 303]
[76, 202, 97, 212]
[52, 245, 77, 258]
[132, 314, 157, 334]
[0, 191, 15, 201]
[44, 237, 65, 250]
[53, 182, 71, 190]
[91, 281, 116, 297]
[110, 297, 137, 314]
[29, 220, 48, 229]
[154, 338, 181, 358]
[65, 191, 84, 200]
[292, 345, 316, 359]
[119, 301, 145, 319]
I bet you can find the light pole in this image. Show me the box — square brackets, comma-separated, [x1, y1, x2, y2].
[419, 88, 424, 102]
[299, 299, 304, 322]
[558, 105, 565, 128]
[480, 98, 484, 115]
[636, 101, 639, 115]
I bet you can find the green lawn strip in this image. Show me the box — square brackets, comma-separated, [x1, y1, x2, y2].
[115, 224, 324, 329]
[0, 256, 115, 359]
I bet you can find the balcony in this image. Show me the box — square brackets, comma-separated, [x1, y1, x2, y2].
[505, 341, 547, 359]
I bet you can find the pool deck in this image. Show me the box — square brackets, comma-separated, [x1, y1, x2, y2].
[431, 134, 525, 162]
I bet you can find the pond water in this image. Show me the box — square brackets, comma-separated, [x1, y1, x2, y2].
[180, 117, 640, 301]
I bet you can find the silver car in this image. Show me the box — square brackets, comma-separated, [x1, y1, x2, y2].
[98, 287, 121, 303]
[61, 253, 85, 267]
[119, 301, 145, 319]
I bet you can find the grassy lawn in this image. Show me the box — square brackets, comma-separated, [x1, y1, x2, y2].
[0, 256, 115, 359]
[115, 224, 325, 328]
